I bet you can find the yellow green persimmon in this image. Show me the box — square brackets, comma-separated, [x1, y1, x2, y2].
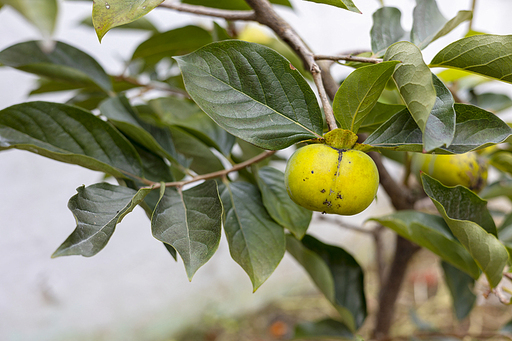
[284, 144, 379, 215]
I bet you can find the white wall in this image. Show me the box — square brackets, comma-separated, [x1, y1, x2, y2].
[1, 0, 510, 340]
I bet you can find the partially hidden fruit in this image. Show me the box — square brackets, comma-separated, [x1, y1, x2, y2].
[411, 152, 488, 192]
[284, 144, 379, 215]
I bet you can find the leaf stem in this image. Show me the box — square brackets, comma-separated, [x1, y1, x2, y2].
[468, 0, 477, 32]
[142, 150, 276, 190]
[314, 54, 383, 64]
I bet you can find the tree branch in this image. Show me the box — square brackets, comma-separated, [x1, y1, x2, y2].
[139, 150, 276, 189]
[159, 0, 256, 20]
[315, 54, 383, 64]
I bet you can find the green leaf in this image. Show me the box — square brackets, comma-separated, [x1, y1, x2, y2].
[80, 15, 159, 33]
[134, 144, 174, 182]
[371, 211, 480, 279]
[152, 181, 223, 280]
[303, 0, 360, 13]
[175, 40, 323, 150]
[220, 181, 286, 291]
[384, 41, 436, 132]
[255, 167, 312, 239]
[131, 25, 213, 68]
[470, 92, 512, 113]
[182, 0, 292, 10]
[286, 235, 367, 331]
[498, 211, 512, 256]
[411, 0, 472, 49]
[333, 61, 399, 133]
[423, 73, 455, 151]
[92, 0, 164, 41]
[294, 318, 355, 340]
[0, 101, 144, 178]
[422, 173, 509, 288]
[358, 102, 405, 132]
[0, 0, 58, 37]
[169, 126, 225, 175]
[430, 35, 512, 84]
[441, 261, 476, 320]
[365, 104, 512, 153]
[99, 95, 181, 165]
[148, 97, 235, 156]
[370, 7, 406, 56]
[489, 151, 512, 176]
[53, 183, 152, 257]
[0, 41, 112, 92]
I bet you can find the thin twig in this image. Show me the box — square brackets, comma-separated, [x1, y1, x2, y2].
[314, 54, 383, 64]
[141, 150, 276, 190]
[159, 0, 256, 21]
[317, 215, 374, 234]
[113, 75, 191, 98]
[468, 0, 477, 32]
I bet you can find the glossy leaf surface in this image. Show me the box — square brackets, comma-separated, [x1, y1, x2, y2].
[255, 167, 312, 239]
[152, 181, 222, 279]
[359, 102, 405, 132]
[175, 40, 323, 150]
[221, 181, 286, 291]
[0, 41, 112, 92]
[371, 211, 480, 279]
[384, 41, 436, 132]
[92, 0, 164, 41]
[430, 35, 512, 84]
[422, 173, 508, 288]
[333, 61, 399, 133]
[53, 183, 151, 257]
[365, 104, 512, 153]
[286, 235, 366, 331]
[0, 101, 143, 178]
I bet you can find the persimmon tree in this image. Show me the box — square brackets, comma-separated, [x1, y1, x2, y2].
[2, 0, 512, 339]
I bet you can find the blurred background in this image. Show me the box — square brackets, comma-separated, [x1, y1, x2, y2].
[1, 0, 512, 340]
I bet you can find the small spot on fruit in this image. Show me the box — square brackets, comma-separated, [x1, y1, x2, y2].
[323, 199, 332, 207]
[311, 170, 314, 174]
[321, 189, 326, 193]
[337, 193, 342, 199]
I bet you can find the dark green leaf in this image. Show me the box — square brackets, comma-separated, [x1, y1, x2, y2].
[134, 144, 174, 182]
[294, 318, 354, 340]
[131, 26, 213, 68]
[65, 89, 108, 111]
[0, 0, 58, 37]
[370, 7, 406, 56]
[333, 61, 399, 133]
[212, 22, 232, 41]
[490, 151, 512, 176]
[498, 211, 512, 256]
[169, 126, 225, 175]
[384, 41, 436, 132]
[53, 183, 152, 257]
[423, 73, 455, 151]
[163, 242, 177, 261]
[358, 102, 405, 132]
[182, 0, 292, 10]
[469, 92, 512, 113]
[152, 181, 223, 280]
[430, 35, 512, 84]
[80, 15, 159, 33]
[175, 40, 323, 150]
[371, 211, 480, 279]
[422, 173, 508, 288]
[148, 97, 235, 156]
[411, 0, 471, 49]
[99, 96, 181, 165]
[255, 167, 312, 239]
[286, 235, 366, 331]
[220, 181, 286, 291]
[92, 0, 164, 41]
[0, 41, 112, 92]
[303, 0, 360, 13]
[365, 104, 512, 153]
[441, 261, 476, 320]
[0, 101, 144, 178]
